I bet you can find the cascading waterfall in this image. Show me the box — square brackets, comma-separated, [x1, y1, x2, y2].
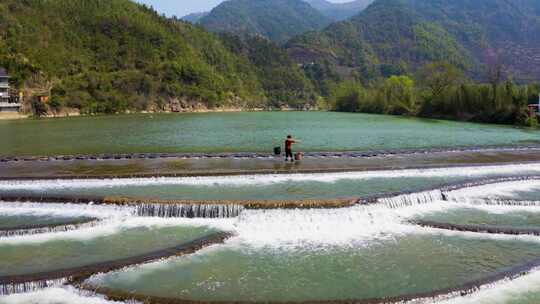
[135, 203, 244, 218]
[377, 190, 446, 209]
[0, 286, 143, 304]
[0, 278, 69, 296]
[0, 219, 101, 238]
[5, 176, 540, 301]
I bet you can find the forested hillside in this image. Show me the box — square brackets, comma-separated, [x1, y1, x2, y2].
[1, 0, 539, 126]
[288, 0, 540, 82]
[0, 0, 314, 114]
[220, 34, 316, 108]
[199, 0, 332, 43]
[287, 0, 540, 126]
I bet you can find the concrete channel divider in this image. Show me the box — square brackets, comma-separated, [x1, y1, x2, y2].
[0, 194, 361, 215]
[411, 220, 540, 236]
[0, 218, 102, 237]
[3, 176, 540, 217]
[2, 145, 540, 163]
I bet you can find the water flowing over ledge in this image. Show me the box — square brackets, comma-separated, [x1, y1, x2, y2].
[0, 196, 358, 216]
[0, 286, 135, 304]
[411, 220, 540, 236]
[0, 218, 101, 238]
[135, 204, 244, 218]
[0, 278, 69, 297]
[361, 175, 540, 208]
[3, 175, 540, 216]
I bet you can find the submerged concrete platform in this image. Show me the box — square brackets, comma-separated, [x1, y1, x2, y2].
[1, 147, 540, 179]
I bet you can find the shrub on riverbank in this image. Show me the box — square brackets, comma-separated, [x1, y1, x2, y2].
[328, 62, 538, 126]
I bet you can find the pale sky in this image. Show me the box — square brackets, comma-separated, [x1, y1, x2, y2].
[135, 0, 351, 17]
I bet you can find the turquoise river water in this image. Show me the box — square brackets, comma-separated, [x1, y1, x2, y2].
[1, 112, 539, 156]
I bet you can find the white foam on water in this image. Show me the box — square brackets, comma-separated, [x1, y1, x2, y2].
[2, 196, 540, 248]
[4, 199, 530, 249]
[0, 202, 133, 219]
[0, 216, 231, 245]
[0, 286, 130, 304]
[2, 163, 540, 190]
[401, 201, 540, 218]
[436, 269, 540, 304]
[86, 201, 540, 291]
[227, 205, 414, 248]
[447, 179, 540, 202]
[221, 201, 540, 248]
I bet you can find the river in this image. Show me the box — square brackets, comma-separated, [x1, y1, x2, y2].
[1, 112, 539, 156]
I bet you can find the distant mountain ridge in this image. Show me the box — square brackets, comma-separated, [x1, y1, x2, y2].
[198, 0, 333, 43]
[287, 0, 540, 81]
[304, 0, 374, 21]
[181, 12, 208, 23]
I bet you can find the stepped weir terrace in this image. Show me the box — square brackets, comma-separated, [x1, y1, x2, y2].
[3, 113, 540, 303]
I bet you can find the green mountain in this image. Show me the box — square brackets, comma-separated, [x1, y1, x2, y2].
[0, 0, 314, 113]
[199, 0, 332, 43]
[288, 0, 540, 82]
[182, 0, 373, 25]
[304, 0, 374, 21]
[220, 33, 316, 108]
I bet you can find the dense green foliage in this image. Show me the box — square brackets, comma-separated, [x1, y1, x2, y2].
[199, 0, 332, 44]
[0, 0, 267, 113]
[220, 34, 316, 108]
[288, 0, 540, 83]
[328, 62, 539, 126]
[1, 0, 540, 128]
[0, 0, 318, 113]
[288, 0, 471, 81]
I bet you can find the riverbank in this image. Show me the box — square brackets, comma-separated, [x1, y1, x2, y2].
[0, 106, 303, 121]
[0, 113, 28, 120]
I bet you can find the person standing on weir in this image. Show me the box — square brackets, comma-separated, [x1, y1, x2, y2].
[284, 135, 299, 162]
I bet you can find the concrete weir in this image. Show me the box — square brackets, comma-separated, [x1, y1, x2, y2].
[0, 278, 69, 296]
[0, 232, 233, 296]
[2, 145, 540, 163]
[359, 175, 540, 208]
[411, 220, 540, 236]
[0, 194, 360, 216]
[2, 175, 540, 215]
[2, 175, 540, 301]
[0, 218, 101, 237]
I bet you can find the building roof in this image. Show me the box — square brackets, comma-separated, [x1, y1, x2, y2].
[0, 68, 9, 77]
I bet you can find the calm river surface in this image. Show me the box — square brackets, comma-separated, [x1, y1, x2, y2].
[1, 112, 539, 156]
